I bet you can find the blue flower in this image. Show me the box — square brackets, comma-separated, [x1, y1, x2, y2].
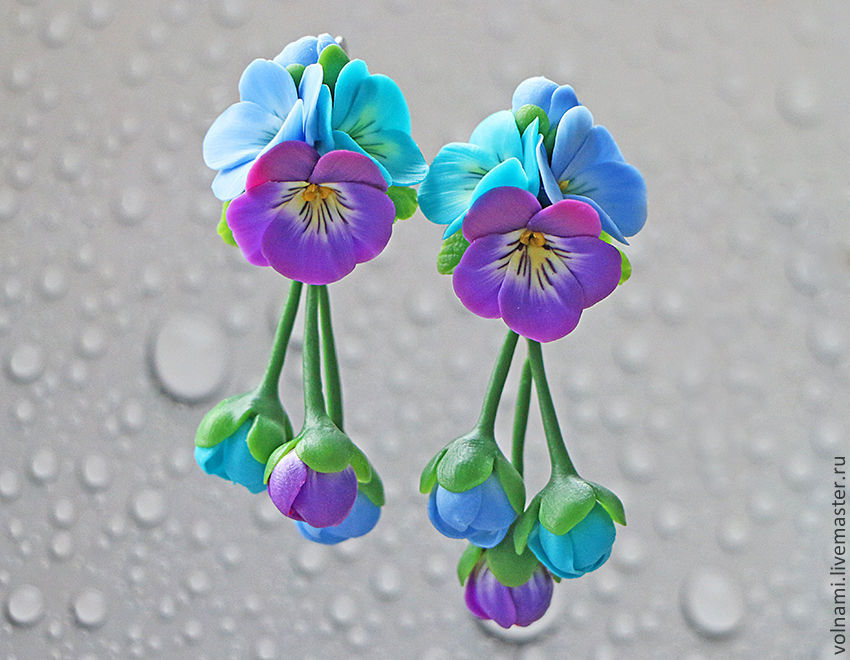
[330, 59, 428, 187]
[537, 104, 646, 243]
[428, 474, 517, 548]
[526, 503, 615, 579]
[295, 490, 381, 544]
[203, 59, 332, 200]
[512, 76, 579, 127]
[195, 419, 267, 493]
[419, 110, 541, 238]
[274, 33, 338, 67]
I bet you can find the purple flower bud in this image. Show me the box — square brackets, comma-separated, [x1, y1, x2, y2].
[464, 563, 553, 629]
[267, 450, 357, 527]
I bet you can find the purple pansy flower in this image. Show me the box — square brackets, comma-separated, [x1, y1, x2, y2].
[465, 562, 554, 629]
[266, 450, 357, 528]
[226, 140, 395, 284]
[452, 186, 621, 342]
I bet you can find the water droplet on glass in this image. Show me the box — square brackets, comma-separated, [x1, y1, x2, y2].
[81, 0, 114, 30]
[0, 469, 22, 501]
[40, 265, 68, 300]
[79, 454, 112, 491]
[254, 637, 277, 660]
[30, 448, 59, 483]
[776, 76, 822, 128]
[71, 588, 107, 629]
[149, 313, 229, 403]
[654, 502, 684, 538]
[41, 13, 73, 48]
[372, 564, 403, 600]
[328, 593, 357, 628]
[6, 342, 46, 384]
[680, 567, 745, 638]
[210, 0, 249, 28]
[77, 325, 107, 359]
[119, 399, 145, 433]
[806, 320, 846, 365]
[0, 186, 19, 221]
[113, 186, 147, 225]
[50, 531, 74, 561]
[717, 517, 749, 553]
[293, 544, 327, 576]
[186, 569, 211, 596]
[129, 489, 166, 528]
[52, 497, 76, 528]
[5, 584, 45, 627]
[810, 418, 843, 457]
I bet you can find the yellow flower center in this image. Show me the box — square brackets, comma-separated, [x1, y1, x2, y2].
[558, 179, 571, 193]
[301, 183, 334, 202]
[519, 229, 547, 248]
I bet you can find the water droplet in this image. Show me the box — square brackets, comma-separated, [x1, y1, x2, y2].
[79, 454, 112, 491]
[254, 637, 277, 659]
[372, 564, 403, 600]
[618, 441, 656, 482]
[50, 531, 74, 561]
[0, 186, 19, 221]
[71, 588, 107, 629]
[52, 497, 76, 528]
[41, 13, 73, 48]
[654, 502, 684, 538]
[30, 448, 59, 483]
[0, 469, 22, 501]
[717, 517, 749, 553]
[210, 0, 249, 28]
[81, 0, 114, 30]
[806, 320, 846, 365]
[149, 313, 229, 403]
[113, 186, 147, 225]
[77, 325, 107, 359]
[129, 489, 166, 528]
[191, 519, 212, 547]
[293, 544, 328, 576]
[612, 534, 645, 573]
[5, 584, 45, 627]
[612, 337, 649, 374]
[6, 342, 46, 384]
[40, 265, 68, 300]
[810, 418, 843, 457]
[328, 593, 357, 628]
[119, 399, 145, 433]
[186, 569, 211, 596]
[680, 567, 745, 638]
[776, 76, 822, 128]
[183, 619, 203, 643]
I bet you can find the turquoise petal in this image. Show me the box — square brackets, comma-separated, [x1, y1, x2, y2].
[202, 101, 280, 170]
[313, 84, 333, 153]
[258, 100, 306, 157]
[520, 119, 541, 196]
[332, 130, 392, 185]
[469, 110, 523, 162]
[299, 63, 326, 147]
[237, 59, 297, 120]
[419, 143, 500, 226]
[359, 128, 426, 186]
[334, 73, 413, 137]
[332, 59, 371, 128]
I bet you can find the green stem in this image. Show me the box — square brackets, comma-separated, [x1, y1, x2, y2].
[511, 359, 532, 477]
[475, 331, 519, 436]
[526, 339, 577, 476]
[318, 285, 343, 430]
[257, 280, 303, 397]
[302, 285, 327, 424]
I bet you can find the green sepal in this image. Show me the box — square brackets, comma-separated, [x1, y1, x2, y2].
[436, 231, 469, 275]
[294, 417, 355, 473]
[263, 438, 299, 484]
[513, 496, 541, 554]
[358, 472, 385, 507]
[435, 433, 499, 493]
[318, 45, 349, 93]
[551, 574, 561, 583]
[493, 456, 526, 514]
[419, 446, 448, 494]
[457, 545, 484, 585]
[542, 126, 557, 158]
[245, 413, 289, 464]
[387, 185, 418, 220]
[539, 475, 597, 535]
[349, 445, 373, 483]
[599, 231, 631, 284]
[514, 104, 549, 138]
[485, 536, 540, 588]
[589, 480, 627, 526]
[217, 201, 237, 246]
[194, 392, 255, 448]
[286, 63, 305, 88]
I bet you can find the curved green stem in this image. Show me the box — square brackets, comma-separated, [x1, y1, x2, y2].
[318, 285, 343, 430]
[257, 280, 303, 398]
[302, 285, 327, 424]
[526, 339, 577, 476]
[475, 331, 519, 436]
[511, 359, 532, 477]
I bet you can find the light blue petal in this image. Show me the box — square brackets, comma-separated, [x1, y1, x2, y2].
[334, 72, 412, 135]
[546, 85, 580, 125]
[313, 85, 333, 153]
[537, 140, 564, 206]
[332, 59, 370, 129]
[211, 160, 253, 201]
[238, 59, 297, 120]
[358, 128, 427, 186]
[468, 157, 529, 207]
[299, 63, 325, 146]
[194, 422, 266, 493]
[565, 161, 647, 238]
[469, 111, 523, 162]
[274, 35, 319, 67]
[257, 100, 306, 157]
[316, 33, 336, 53]
[202, 101, 280, 170]
[470, 476, 516, 531]
[550, 106, 594, 179]
[512, 76, 558, 114]
[418, 143, 500, 225]
[560, 193, 627, 243]
[435, 484, 482, 531]
[520, 119, 541, 196]
[466, 527, 507, 548]
[561, 126, 625, 180]
[442, 212, 467, 239]
[331, 130, 392, 185]
[428, 488, 471, 539]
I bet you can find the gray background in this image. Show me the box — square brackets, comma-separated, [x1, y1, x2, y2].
[1, 0, 848, 658]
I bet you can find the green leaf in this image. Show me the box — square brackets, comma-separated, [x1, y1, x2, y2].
[538, 475, 597, 535]
[317, 45, 350, 93]
[435, 434, 497, 493]
[387, 185, 418, 220]
[419, 446, 448, 494]
[349, 446, 373, 483]
[457, 545, 484, 585]
[514, 104, 549, 137]
[245, 414, 288, 464]
[194, 392, 252, 448]
[542, 126, 557, 158]
[599, 230, 631, 285]
[294, 417, 355, 473]
[358, 473, 385, 507]
[485, 537, 540, 588]
[286, 63, 305, 88]
[512, 496, 541, 554]
[589, 481, 627, 526]
[493, 456, 526, 514]
[436, 231, 470, 275]
[217, 201, 237, 247]
[263, 438, 299, 484]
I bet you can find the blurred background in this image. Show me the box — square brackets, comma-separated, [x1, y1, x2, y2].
[1, 1, 848, 657]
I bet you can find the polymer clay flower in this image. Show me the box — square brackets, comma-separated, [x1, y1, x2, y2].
[226, 140, 395, 284]
[453, 187, 621, 342]
[274, 33, 338, 67]
[465, 562, 553, 629]
[296, 489, 382, 544]
[419, 110, 541, 238]
[537, 104, 646, 243]
[330, 59, 428, 186]
[512, 76, 579, 128]
[194, 391, 292, 494]
[203, 57, 331, 201]
[420, 431, 525, 548]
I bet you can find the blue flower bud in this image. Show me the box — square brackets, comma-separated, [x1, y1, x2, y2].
[428, 474, 517, 548]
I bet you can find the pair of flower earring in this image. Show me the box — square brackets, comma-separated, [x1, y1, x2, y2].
[195, 34, 647, 629]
